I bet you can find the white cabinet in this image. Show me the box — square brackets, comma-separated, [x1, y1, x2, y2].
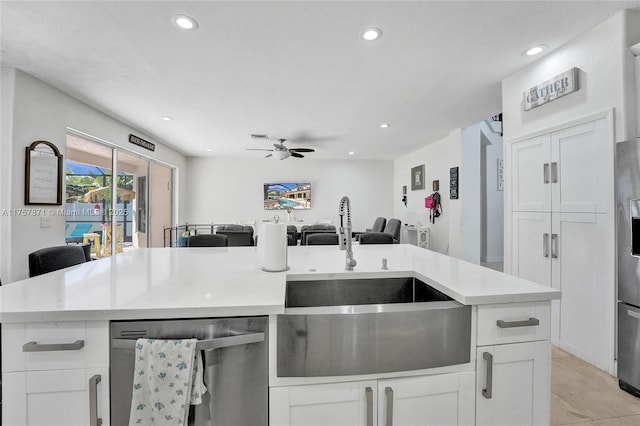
[270, 372, 475, 426]
[476, 302, 551, 426]
[475, 342, 550, 426]
[1, 321, 110, 426]
[511, 118, 610, 214]
[507, 114, 614, 372]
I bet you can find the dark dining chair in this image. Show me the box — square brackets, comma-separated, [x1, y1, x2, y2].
[359, 232, 394, 244]
[383, 218, 402, 243]
[187, 234, 229, 247]
[28, 245, 87, 277]
[306, 233, 339, 245]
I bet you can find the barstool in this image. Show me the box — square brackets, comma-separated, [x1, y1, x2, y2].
[82, 233, 101, 258]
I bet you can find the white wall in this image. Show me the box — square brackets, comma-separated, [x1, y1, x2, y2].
[185, 157, 394, 235]
[503, 10, 639, 143]
[393, 130, 462, 256]
[0, 69, 188, 282]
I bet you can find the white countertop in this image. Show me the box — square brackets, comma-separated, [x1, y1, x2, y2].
[0, 244, 560, 322]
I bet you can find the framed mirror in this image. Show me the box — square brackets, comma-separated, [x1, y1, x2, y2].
[25, 140, 63, 205]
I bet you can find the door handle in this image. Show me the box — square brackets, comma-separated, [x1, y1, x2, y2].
[627, 309, 640, 320]
[365, 387, 373, 426]
[551, 162, 558, 183]
[385, 386, 394, 426]
[497, 317, 540, 328]
[23, 340, 85, 352]
[482, 352, 493, 399]
[543, 163, 550, 184]
[89, 374, 103, 426]
[543, 233, 549, 257]
[112, 332, 265, 351]
[551, 233, 558, 259]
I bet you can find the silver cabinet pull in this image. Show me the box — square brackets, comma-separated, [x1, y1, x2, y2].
[497, 317, 540, 328]
[385, 387, 394, 426]
[551, 162, 558, 183]
[543, 233, 549, 258]
[543, 163, 550, 184]
[112, 332, 264, 351]
[551, 233, 558, 259]
[22, 340, 84, 352]
[627, 309, 640, 320]
[482, 352, 493, 399]
[89, 374, 103, 426]
[365, 387, 373, 426]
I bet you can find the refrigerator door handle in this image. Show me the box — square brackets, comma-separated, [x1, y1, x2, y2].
[627, 309, 640, 320]
[551, 233, 559, 259]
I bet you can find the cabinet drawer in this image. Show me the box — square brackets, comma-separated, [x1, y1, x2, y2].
[2, 321, 109, 372]
[477, 301, 550, 346]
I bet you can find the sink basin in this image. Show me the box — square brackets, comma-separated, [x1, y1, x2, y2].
[285, 276, 452, 308]
[278, 276, 471, 377]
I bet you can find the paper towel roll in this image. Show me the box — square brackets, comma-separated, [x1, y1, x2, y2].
[261, 222, 289, 272]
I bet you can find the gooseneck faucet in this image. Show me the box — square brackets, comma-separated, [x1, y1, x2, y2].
[338, 196, 357, 271]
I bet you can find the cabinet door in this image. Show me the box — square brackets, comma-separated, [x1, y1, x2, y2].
[3, 368, 109, 426]
[476, 342, 550, 426]
[551, 118, 611, 213]
[511, 134, 551, 212]
[511, 212, 551, 286]
[379, 372, 475, 426]
[551, 212, 612, 369]
[270, 380, 377, 426]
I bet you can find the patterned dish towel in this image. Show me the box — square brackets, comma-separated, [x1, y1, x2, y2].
[129, 339, 208, 425]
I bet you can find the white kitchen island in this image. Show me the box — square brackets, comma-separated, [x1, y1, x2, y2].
[0, 244, 560, 425]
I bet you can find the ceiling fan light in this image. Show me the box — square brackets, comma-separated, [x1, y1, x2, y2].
[275, 150, 290, 160]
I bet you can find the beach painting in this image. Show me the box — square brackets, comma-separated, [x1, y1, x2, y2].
[264, 182, 311, 210]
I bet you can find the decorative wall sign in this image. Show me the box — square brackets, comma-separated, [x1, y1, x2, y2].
[129, 134, 155, 151]
[432, 180, 439, 191]
[411, 165, 425, 190]
[524, 67, 580, 111]
[25, 140, 63, 205]
[450, 167, 459, 200]
[497, 159, 504, 191]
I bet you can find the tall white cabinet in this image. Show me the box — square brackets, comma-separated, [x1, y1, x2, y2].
[506, 112, 614, 372]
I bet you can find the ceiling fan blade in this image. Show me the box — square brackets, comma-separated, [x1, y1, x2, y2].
[289, 148, 315, 153]
[265, 153, 273, 158]
[246, 148, 273, 152]
[273, 143, 286, 149]
[290, 152, 304, 158]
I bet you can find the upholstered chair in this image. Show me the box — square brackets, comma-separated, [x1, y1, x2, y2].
[359, 232, 394, 244]
[28, 245, 87, 277]
[383, 218, 402, 243]
[187, 234, 229, 247]
[306, 233, 340, 245]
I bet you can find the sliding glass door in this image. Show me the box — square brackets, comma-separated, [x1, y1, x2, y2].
[65, 132, 174, 257]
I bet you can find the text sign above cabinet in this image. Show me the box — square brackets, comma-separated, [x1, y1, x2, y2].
[524, 68, 580, 111]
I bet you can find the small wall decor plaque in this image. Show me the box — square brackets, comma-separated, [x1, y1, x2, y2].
[450, 167, 459, 200]
[25, 140, 63, 205]
[497, 159, 504, 191]
[524, 67, 580, 111]
[411, 165, 425, 191]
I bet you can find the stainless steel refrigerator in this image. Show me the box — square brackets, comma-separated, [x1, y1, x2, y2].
[616, 139, 640, 398]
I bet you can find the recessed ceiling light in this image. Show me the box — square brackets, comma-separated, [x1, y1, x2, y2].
[380, 123, 390, 128]
[523, 45, 547, 56]
[348, 151, 355, 156]
[362, 28, 382, 41]
[161, 116, 173, 121]
[205, 148, 213, 152]
[173, 15, 198, 30]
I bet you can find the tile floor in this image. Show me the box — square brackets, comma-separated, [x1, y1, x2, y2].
[551, 346, 640, 425]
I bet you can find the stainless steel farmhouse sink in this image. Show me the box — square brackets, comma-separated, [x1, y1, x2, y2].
[277, 277, 471, 377]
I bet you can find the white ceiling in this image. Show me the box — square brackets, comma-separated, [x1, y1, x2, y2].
[2, 1, 640, 160]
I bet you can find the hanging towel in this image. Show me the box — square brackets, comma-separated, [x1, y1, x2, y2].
[128, 339, 207, 425]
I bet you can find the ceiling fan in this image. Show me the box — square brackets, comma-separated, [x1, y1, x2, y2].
[246, 138, 315, 160]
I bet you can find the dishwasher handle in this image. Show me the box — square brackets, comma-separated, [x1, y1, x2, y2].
[112, 331, 265, 351]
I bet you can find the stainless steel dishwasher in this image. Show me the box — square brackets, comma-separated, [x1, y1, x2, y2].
[110, 316, 268, 426]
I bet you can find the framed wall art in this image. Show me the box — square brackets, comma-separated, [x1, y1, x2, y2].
[25, 140, 63, 205]
[411, 165, 425, 190]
